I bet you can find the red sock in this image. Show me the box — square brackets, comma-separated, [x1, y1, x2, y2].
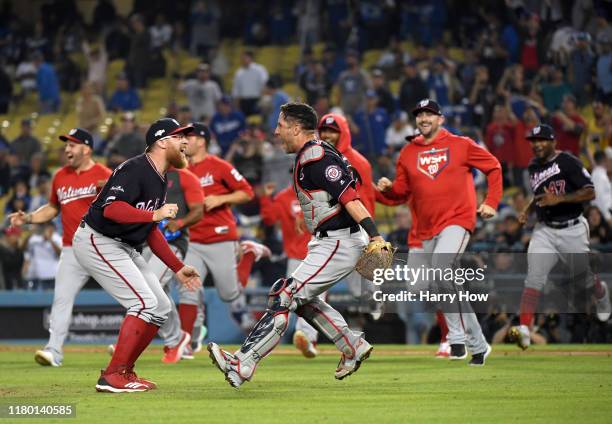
[436, 310, 448, 343]
[519, 288, 541, 328]
[237, 252, 256, 288]
[178, 304, 198, 336]
[106, 315, 150, 374]
[128, 321, 159, 367]
[593, 274, 605, 299]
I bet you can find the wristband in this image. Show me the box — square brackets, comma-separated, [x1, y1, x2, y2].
[359, 217, 380, 238]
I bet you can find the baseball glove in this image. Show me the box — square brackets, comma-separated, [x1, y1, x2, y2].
[355, 239, 395, 281]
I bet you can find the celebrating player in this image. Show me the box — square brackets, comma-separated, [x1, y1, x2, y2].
[208, 102, 384, 388]
[179, 122, 255, 343]
[377, 99, 502, 366]
[509, 124, 611, 349]
[72, 118, 201, 392]
[8, 128, 112, 367]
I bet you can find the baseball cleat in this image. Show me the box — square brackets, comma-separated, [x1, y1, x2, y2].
[107, 344, 115, 356]
[191, 325, 207, 353]
[161, 331, 191, 363]
[509, 325, 531, 350]
[207, 342, 235, 375]
[126, 366, 157, 389]
[595, 280, 611, 322]
[181, 345, 194, 360]
[95, 369, 150, 393]
[449, 344, 467, 360]
[34, 350, 61, 367]
[225, 370, 245, 389]
[468, 344, 492, 367]
[435, 341, 450, 358]
[335, 339, 373, 380]
[293, 330, 318, 359]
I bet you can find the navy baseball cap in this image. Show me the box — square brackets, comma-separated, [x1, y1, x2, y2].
[59, 128, 94, 148]
[146, 118, 193, 148]
[318, 115, 340, 132]
[190, 122, 211, 142]
[412, 99, 442, 116]
[526, 124, 555, 141]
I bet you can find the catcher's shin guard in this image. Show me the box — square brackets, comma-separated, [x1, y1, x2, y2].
[233, 278, 295, 380]
[295, 298, 363, 358]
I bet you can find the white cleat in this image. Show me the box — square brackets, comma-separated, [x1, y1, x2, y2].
[207, 342, 235, 375]
[595, 280, 611, 322]
[435, 341, 450, 358]
[469, 344, 492, 367]
[34, 350, 61, 367]
[509, 325, 531, 350]
[225, 370, 245, 389]
[293, 330, 318, 359]
[335, 339, 373, 380]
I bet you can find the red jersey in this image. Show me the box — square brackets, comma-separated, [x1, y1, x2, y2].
[50, 163, 112, 246]
[188, 155, 254, 244]
[386, 128, 502, 241]
[514, 120, 535, 168]
[260, 186, 310, 260]
[485, 121, 517, 164]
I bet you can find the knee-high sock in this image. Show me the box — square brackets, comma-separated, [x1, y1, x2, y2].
[436, 310, 448, 343]
[237, 252, 256, 288]
[107, 315, 151, 374]
[178, 304, 198, 336]
[519, 288, 541, 328]
[128, 322, 159, 367]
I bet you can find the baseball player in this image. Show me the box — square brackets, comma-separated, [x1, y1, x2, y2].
[72, 118, 201, 392]
[375, 189, 452, 357]
[8, 128, 112, 367]
[178, 122, 255, 344]
[510, 124, 611, 350]
[259, 181, 315, 356]
[208, 102, 384, 389]
[378, 99, 502, 366]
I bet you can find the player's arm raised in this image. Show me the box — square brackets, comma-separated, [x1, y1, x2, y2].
[9, 203, 60, 227]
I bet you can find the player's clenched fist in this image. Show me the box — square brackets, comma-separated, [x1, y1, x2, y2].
[176, 265, 201, 291]
[377, 177, 392, 192]
[477, 203, 497, 219]
[153, 203, 179, 221]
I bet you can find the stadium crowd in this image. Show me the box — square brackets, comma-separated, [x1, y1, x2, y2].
[0, 0, 610, 344]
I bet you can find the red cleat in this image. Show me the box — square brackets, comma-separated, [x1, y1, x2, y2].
[95, 369, 150, 393]
[161, 331, 191, 364]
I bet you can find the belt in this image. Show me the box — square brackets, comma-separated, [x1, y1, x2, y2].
[544, 218, 580, 229]
[316, 224, 360, 238]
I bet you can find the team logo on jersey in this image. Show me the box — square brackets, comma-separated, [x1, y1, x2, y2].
[136, 198, 161, 211]
[110, 185, 124, 192]
[530, 163, 561, 190]
[325, 165, 342, 182]
[200, 173, 214, 187]
[56, 183, 98, 204]
[417, 147, 449, 179]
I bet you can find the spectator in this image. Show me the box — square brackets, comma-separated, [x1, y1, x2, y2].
[551, 94, 586, 156]
[76, 82, 106, 137]
[299, 60, 331, 105]
[351, 90, 391, 158]
[107, 74, 141, 112]
[232, 50, 269, 116]
[591, 150, 612, 222]
[356, 0, 391, 50]
[485, 103, 519, 185]
[586, 205, 611, 245]
[377, 37, 411, 81]
[268, 2, 294, 46]
[104, 18, 130, 60]
[261, 135, 293, 191]
[150, 13, 172, 50]
[513, 106, 540, 182]
[540, 65, 572, 112]
[4, 180, 30, 214]
[321, 45, 346, 84]
[336, 50, 370, 116]
[497, 64, 530, 119]
[28, 152, 50, 190]
[0, 61, 13, 114]
[386, 205, 411, 255]
[210, 96, 246, 156]
[11, 119, 41, 166]
[568, 32, 595, 106]
[92, 0, 117, 32]
[371, 68, 396, 115]
[0, 147, 11, 197]
[28, 176, 51, 213]
[519, 13, 546, 78]
[104, 112, 146, 169]
[426, 56, 455, 107]
[179, 63, 222, 121]
[176, 105, 193, 126]
[0, 227, 25, 290]
[385, 111, 414, 154]
[468, 65, 495, 129]
[584, 99, 612, 155]
[82, 40, 108, 93]
[209, 46, 230, 82]
[190, 0, 221, 57]
[23, 222, 61, 291]
[495, 214, 528, 252]
[294, 0, 321, 46]
[225, 124, 265, 186]
[126, 14, 151, 88]
[15, 56, 37, 97]
[324, 0, 351, 49]
[399, 61, 428, 115]
[261, 77, 290, 135]
[595, 34, 612, 103]
[32, 52, 60, 114]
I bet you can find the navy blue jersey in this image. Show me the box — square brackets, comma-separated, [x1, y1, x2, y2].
[528, 151, 594, 223]
[84, 154, 167, 246]
[294, 140, 358, 232]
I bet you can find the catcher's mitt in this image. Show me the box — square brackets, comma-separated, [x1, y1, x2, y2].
[355, 240, 395, 281]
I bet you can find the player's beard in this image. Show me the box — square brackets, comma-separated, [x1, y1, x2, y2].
[417, 120, 438, 138]
[168, 144, 188, 169]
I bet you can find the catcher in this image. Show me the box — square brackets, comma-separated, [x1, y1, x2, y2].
[208, 102, 392, 389]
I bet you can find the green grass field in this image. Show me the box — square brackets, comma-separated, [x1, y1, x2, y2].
[1, 344, 611, 423]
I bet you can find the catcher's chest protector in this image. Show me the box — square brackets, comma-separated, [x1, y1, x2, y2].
[293, 142, 343, 233]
